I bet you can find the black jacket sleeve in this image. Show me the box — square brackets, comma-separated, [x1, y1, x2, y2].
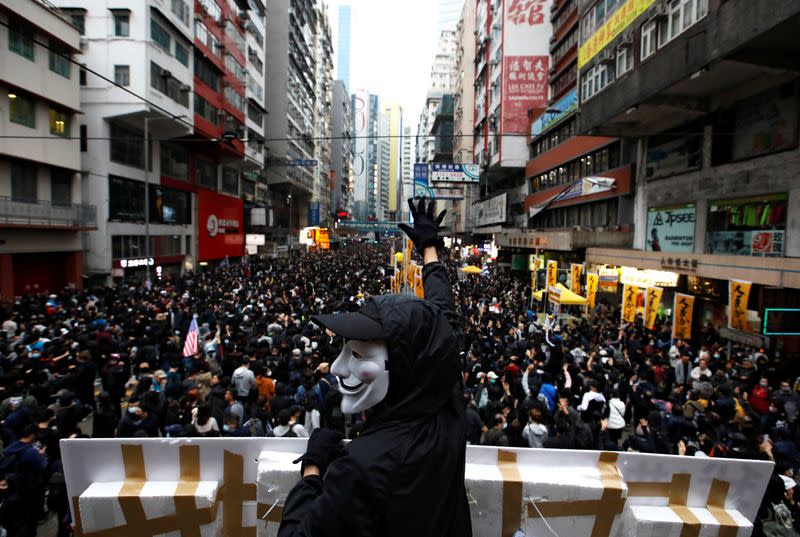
[277, 455, 381, 537]
[422, 263, 457, 330]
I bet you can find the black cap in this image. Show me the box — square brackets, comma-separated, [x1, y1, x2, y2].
[311, 299, 384, 341]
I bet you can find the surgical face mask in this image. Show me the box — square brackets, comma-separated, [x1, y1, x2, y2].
[331, 340, 389, 415]
[223, 424, 231, 432]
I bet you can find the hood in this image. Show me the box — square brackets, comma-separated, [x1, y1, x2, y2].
[3, 440, 31, 457]
[363, 293, 459, 424]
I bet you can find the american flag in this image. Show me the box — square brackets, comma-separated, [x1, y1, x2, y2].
[182, 316, 198, 357]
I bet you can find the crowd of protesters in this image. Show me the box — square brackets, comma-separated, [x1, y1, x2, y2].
[0, 242, 798, 536]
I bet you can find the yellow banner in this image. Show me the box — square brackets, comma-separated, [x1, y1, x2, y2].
[531, 270, 537, 292]
[729, 280, 752, 331]
[404, 240, 413, 285]
[547, 260, 558, 289]
[570, 264, 583, 295]
[406, 261, 416, 287]
[414, 265, 424, 299]
[586, 273, 599, 308]
[644, 286, 663, 331]
[622, 284, 639, 323]
[672, 293, 695, 340]
[578, 0, 657, 68]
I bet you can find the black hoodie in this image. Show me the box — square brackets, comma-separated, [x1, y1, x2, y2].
[278, 262, 471, 537]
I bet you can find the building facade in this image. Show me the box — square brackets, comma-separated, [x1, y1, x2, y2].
[452, 0, 477, 234]
[0, 0, 89, 299]
[437, 0, 464, 34]
[330, 79, 352, 216]
[312, 4, 333, 226]
[575, 0, 800, 346]
[336, 4, 350, 90]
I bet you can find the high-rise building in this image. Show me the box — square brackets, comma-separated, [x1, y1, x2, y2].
[264, 0, 321, 243]
[437, 0, 463, 34]
[336, 5, 351, 91]
[50, 0, 264, 282]
[379, 108, 390, 220]
[351, 89, 382, 220]
[400, 125, 415, 221]
[313, 4, 333, 226]
[0, 0, 89, 299]
[330, 80, 352, 216]
[383, 103, 403, 217]
[473, 0, 553, 233]
[577, 0, 800, 319]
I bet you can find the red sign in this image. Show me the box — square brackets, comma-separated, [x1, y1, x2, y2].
[507, 0, 548, 26]
[197, 190, 244, 261]
[503, 55, 548, 134]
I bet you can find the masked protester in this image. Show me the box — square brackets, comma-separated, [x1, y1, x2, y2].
[278, 198, 471, 537]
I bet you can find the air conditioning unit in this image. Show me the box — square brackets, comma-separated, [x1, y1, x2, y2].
[652, 2, 670, 17]
[79, 36, 88, 48]
[618, 33, 634, 47]
[180, 84, 191, 93]
[597, 50, 615, 64]
[159, 68, 172, 78]
[194, 13, 203, 22]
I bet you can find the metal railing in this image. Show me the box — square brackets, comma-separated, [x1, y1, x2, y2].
[0, 196, 97, 228]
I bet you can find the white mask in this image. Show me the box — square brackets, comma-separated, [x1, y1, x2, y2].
[331, 340, 389, 415]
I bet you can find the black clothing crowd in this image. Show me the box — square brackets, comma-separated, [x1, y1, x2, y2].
[0, 243, 797, 536]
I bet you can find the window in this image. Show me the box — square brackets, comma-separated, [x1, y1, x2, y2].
[151, 18, 170, 51]
[197, 0, 222, 22]
[9, 93, 35, 128]
[221, 167, 239, 195]
[194, 94, 219, 124]
[49, 47, 71, 78]
[641, 21, 657, 60]
[79, 67, 87, 86]
[224, 86, 244, 112]
[581, 63, 614, 101]
[194, 52, 221, 90]
[49, 108, 70, 137]
[151, 62, 189, 107]
[196, 157, 217, 189]
[159, 143, 189, 180]
[151, 187, 190, 224]
[224, 53, 245, 81]
[80, 125, 87, 152]
[171, 0, 190, 26]
[659, 0, 707, 46]
[109, 176, 145, 221]
[65, 12, 85, 35]
[11, 161, 37, 202]
[706, 193, 788, 257]
[114, 65, 130, 86]
[51, 169, 72, 206]
[194, 20, 221, 56]
[114, 13, 130, 37]
[109, 123, 144, 168]
[8, 22, 34, 60]
[175, 42, 189, 66]
[616, 47, 632, 76]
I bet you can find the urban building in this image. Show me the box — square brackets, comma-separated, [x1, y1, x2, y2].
[379, 108, 390, 220]
[0, 0, 89, 299]
[382, 103, 403, 219]
[312, 5, 333, 226]
[330, 79, 352, 216]
[575, 0, 800, 346]
[336, 4, 351, 90]
[49, 0, 263, 283]
[264, 0, 319, 243]
[437, 0, 464, 34]
[400, 125, 415, 221]
[350, 89, 381, 220]
[473, 0, 553, 234]
[452, 0, 477, 234]
[514, 0, 632, 268]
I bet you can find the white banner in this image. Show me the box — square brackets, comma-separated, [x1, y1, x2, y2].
[474, 193, 507, 227]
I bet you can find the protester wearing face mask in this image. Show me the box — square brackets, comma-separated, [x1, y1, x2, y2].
[277, 199, 471, 537]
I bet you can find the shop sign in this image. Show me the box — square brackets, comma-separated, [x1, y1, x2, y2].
[246, 234, 266, 246]
[120, 258, 154, 268]
[659, 257, 699, 272]
[474, 193, 507, 227]
[719, 327, 767, 348]
[646, 205, 695, 253]
[198, 190, 244, 261]
[620, 267, 679, 288]
[598, 267, 619, 293]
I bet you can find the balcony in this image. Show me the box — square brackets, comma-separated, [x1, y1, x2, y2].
[0, 197, 97, 230]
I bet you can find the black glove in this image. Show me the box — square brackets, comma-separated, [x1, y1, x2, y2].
[398, 197, 447, 255]
[293, 428, 344, 477]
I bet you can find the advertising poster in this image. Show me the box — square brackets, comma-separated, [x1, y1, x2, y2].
[672, 293, 695, 340]
[644, 287, 664, 331]
[622, 284, 639, 323]
[586, 273, 599, 308]
[502, 55, 549, 134]
[646, 205, 696, 252]
[474, 193, 508, 227]
[570, 263, 583, 295]
[547, 260, 558, 289]
[197, 190, 244, 261]
[729, 280, 752, 331]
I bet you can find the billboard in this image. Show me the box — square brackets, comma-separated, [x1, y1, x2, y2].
[646, 205, 696, 253]
[531, 89, 577, 137]
[198, 190, 244, 261]
[351, 90, 370, 217]
[474, 193, 507, 227]
[430, 163, 480, 183]
[578, 0, 657, 68]
[502, 0, 552, 135]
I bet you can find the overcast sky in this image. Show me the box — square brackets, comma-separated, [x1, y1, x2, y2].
[325, 0, 439, 126]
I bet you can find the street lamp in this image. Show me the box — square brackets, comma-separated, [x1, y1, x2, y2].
[143, 113, 187, 286]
